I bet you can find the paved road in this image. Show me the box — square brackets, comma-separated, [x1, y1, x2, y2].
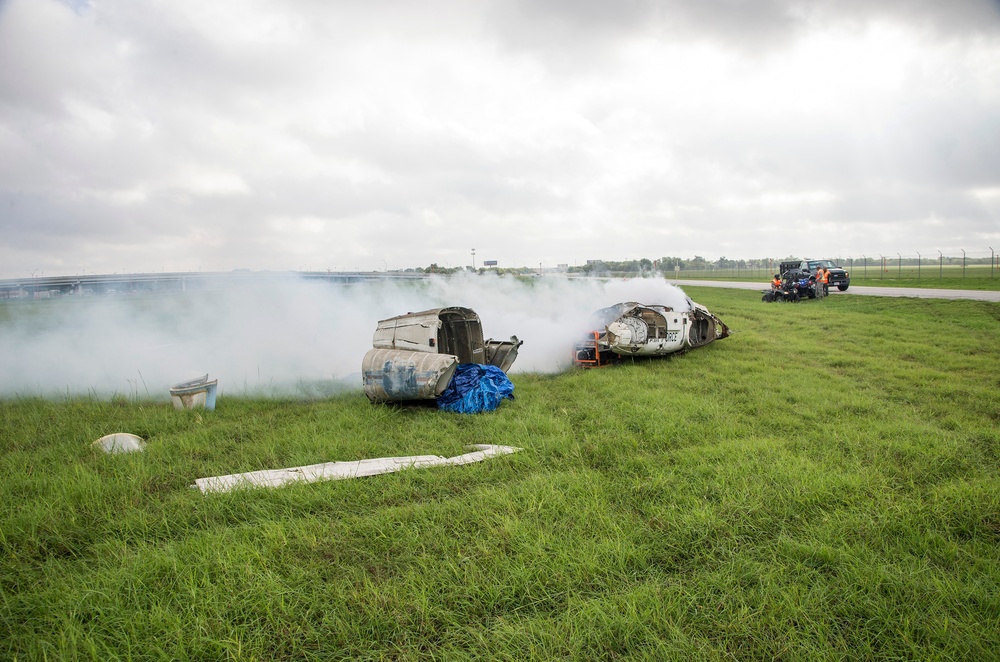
[674, 280, 1000, 302]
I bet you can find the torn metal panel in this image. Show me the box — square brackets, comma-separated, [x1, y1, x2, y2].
[193, 444, 521, 493]
[362, 349, 458, 402]
[485, 336, 521, 373]
[573, 299, 730, 367]
[364, 307, 522, 403]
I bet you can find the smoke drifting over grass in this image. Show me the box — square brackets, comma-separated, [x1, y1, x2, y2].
[0, 274, 693, 399]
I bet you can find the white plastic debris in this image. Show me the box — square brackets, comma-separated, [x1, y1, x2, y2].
[193, 444, 521, 494]
[93, 433, 145, 454]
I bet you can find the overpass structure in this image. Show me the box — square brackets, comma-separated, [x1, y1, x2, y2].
[0, 270, 428, 299]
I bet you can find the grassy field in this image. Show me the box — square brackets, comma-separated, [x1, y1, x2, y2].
[2, 288, 999, 660]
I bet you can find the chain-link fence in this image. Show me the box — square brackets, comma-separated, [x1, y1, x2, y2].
[665, 250, 999, 282]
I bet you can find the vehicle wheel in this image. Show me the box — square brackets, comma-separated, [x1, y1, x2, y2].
[808, 290, 816, 299]
[838, 284, 849, 291]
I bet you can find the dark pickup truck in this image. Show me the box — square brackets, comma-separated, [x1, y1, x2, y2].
[779, 259, 851, 291]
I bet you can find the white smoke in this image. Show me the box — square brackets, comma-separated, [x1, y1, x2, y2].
[0, 273, 692, 399]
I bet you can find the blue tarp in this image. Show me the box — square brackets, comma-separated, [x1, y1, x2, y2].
[437, 364, 515, 414]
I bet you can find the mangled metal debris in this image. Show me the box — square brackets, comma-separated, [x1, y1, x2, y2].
[362, 307, 522, 404]
[169, 374, 218, 410]
[193, 444, 521, 493]
[573, 299, 730, 367]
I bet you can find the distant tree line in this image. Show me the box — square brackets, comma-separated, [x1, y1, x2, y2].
[397, 257, 785, 276]
[568, 256, 776, 276]
[401, 263, 544, 276]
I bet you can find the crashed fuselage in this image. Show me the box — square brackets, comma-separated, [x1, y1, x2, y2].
[362, 306, 521, 403]
[574, 300, 730, 367]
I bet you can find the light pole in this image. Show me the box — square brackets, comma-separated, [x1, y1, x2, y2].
[471, 248, 476, 270]
[916, 251, 921, 281]
[897, 253, 902, 278]
[938, 250, 943, 279]
[991, 247, 995, 279]
[962, 248, 966, 279]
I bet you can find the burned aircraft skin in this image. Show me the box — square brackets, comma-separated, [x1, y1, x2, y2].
[362, 307, 522, 403]
[573, 299, 730, 367]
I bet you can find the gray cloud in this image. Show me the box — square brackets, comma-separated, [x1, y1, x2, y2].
[489, 0, 1000, 57]
[1, 0, 999, 278]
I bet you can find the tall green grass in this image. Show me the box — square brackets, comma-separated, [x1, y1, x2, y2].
[1, 289, 998, 660]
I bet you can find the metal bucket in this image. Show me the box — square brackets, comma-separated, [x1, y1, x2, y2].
[169, 374, 218, 411]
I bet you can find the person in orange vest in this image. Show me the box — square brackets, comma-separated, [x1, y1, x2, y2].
[771, 273, 782, 290]
[820, 266, 830, 297]
[813, 267, 824, 298]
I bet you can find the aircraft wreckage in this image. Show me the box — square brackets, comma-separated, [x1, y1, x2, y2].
[361, 298, 728, 405]
[362, 307, 522, 404]
[573, 299, 730, 367]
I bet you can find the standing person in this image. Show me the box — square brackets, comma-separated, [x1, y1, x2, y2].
[821, 266, 830, 297]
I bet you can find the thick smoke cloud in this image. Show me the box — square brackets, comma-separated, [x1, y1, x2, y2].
[0, 275, 693, 398]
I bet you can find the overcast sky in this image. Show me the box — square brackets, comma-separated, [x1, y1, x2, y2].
[2, 0, 998, 278]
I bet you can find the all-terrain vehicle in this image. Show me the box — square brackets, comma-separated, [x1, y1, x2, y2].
[762, 285, 795, 303]
[788, 269, 817, 300]
[780, 259, 850, 291]
[764, 268, 815, 302]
